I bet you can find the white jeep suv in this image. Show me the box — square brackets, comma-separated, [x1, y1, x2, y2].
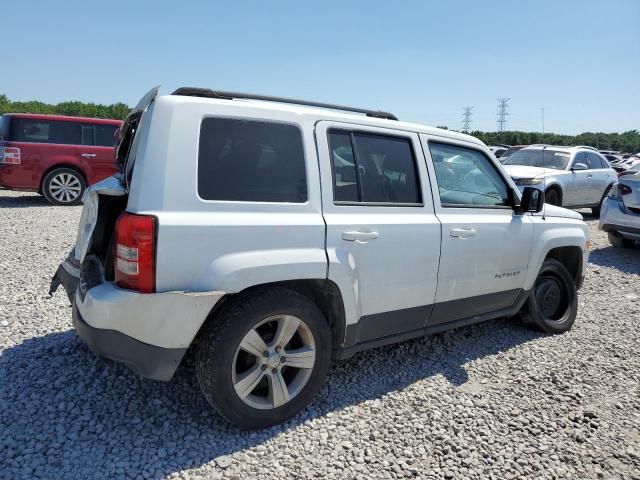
[51, 87, 590, 428]
[502, 145, 617, 215]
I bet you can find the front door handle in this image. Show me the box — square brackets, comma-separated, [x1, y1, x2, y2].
[587, 174, 593, 178]
[450, 228, 476, 238]
[80, 153, 96, 158]
[342, 231, 379, 242]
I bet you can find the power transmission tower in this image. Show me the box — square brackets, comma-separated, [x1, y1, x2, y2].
[461, 106, 473, 133]
[497, 98, 511, 135]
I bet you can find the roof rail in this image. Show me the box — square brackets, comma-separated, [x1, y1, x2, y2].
[574, 145, 598, 151]
[171, 87, 398, 121]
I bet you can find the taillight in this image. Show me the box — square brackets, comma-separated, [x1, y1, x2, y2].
[0, 146, 21, 164]
[619, 184, 632, 196]
[114, 212, 157, 293]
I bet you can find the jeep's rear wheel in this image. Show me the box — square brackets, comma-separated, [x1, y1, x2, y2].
[517, 259, 577, 334]
[42, 168, 86, 206]
[195, 287, 331, 428]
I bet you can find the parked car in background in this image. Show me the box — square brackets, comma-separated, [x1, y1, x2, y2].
[612, 155, 640, 173]
[0, 113, 122, 205]
[618, 162, 640, 178]
[599, 173, 640, 248]
[502, 145, 616, 215]
[498, 145, 528, 163]
[488, 145, 509, 158]
[51, 86, 590, 428]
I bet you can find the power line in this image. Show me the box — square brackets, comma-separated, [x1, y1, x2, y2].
[497, 98, 511, 134]
[461, 106, 473, 133]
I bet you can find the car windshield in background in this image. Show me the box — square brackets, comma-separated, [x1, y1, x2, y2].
[504, 149, 570, 170]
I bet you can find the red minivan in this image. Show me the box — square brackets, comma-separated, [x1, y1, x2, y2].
[0, 113, 122, 205]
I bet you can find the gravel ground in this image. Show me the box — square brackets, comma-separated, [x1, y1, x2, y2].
[1, 189, 639, 480]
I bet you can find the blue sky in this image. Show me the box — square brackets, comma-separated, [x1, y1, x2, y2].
[4, 0, 639, 134]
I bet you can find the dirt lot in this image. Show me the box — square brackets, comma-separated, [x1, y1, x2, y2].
[1, 190, 639, 480]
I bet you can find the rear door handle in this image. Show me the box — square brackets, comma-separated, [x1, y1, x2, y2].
[587, 174, 593, 178]
[80, 153, 96, 158]
[450, 228, 476, 238]
[342, 231, 379, 242]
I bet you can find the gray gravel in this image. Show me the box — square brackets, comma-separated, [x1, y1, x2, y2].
[1, 189, 639, 480]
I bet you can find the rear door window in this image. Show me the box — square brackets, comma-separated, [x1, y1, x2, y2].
[328, 129, 421, 204]
[586, 152, 605, 169]
[49, 121, 82, 145]
[198, 118, 307, 202]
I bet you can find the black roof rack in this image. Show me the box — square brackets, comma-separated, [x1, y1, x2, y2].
[171, 87, 398, 121]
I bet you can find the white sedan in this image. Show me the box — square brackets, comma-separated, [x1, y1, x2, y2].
[599, 173, 640, 248]
[502, 145, 617, 215]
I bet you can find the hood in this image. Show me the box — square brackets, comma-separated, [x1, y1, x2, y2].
[503, 164, 559, 179]
[533, 204, 583, 220]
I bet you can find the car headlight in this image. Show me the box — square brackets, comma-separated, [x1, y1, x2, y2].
[514, 177, 544, 186]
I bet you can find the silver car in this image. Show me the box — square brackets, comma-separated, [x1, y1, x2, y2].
[503, 145, 617, 215]
[599, 173, 640, 248]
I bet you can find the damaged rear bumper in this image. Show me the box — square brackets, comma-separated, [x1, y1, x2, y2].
[73, 303, 187, 381]
[53, 254, 224, 381]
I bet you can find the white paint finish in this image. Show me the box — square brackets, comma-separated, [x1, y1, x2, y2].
[524, 218, 590, 290]
[74, 91, 592, 351]
[75, 283, 223, 348]
[316, 122, 441, 325]
[433, 209, 534, 302]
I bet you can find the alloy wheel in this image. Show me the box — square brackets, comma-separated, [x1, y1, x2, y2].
[49, 173, 82, 203]
[232, 315, 316, 410]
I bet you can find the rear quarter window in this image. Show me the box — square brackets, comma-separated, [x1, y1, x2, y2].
[0, 115, 11, 140]
[198, 118, 307, 203]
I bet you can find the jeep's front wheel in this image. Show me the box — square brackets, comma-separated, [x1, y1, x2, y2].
[517, 259, 577, 334]
[195, 287, 331, 428]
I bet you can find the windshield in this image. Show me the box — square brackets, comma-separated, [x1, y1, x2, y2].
[504, 149, 570, 170]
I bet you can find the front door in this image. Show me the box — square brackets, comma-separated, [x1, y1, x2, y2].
[316, 122, 441, 345]
[420, 136, 534, 326]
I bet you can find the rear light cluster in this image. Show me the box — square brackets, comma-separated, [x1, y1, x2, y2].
[0, 146, 21, 164]
[114, 213, 157, 293]
[619, 184, 633, 196]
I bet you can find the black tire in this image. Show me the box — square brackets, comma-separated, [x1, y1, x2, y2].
[42, 167, 86, 206]
[591, 185, 613, 217]
[195, 286, 332, 428]
[517, 259, 577, 334]
[608, 231, 634, 249]
[545, 188, 561, 206]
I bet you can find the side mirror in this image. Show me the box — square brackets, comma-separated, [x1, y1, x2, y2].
[572, 162, 588, 171]
[517, 187, 544, 213]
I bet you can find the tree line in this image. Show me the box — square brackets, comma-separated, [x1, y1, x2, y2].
[1, 93, 638, 153]
[0, 94, 130, 121]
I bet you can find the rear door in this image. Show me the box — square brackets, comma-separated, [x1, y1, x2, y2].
[316, 122, 441, 344]
[81, 123, 119, 183]
[566, 152, 592, 206]
[586, 152, 615, 201]
[421, 136, 534, 326]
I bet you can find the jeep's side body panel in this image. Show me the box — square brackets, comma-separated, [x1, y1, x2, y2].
[128, 96, 327, 296]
